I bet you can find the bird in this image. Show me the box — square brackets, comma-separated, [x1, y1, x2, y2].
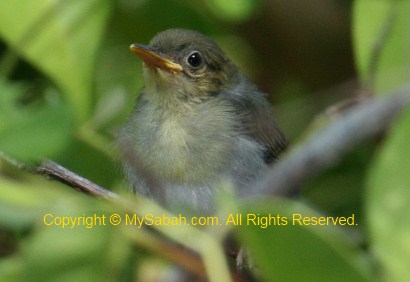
[120, 28, 288, 214]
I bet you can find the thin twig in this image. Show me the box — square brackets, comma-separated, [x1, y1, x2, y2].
[34, 160, 119, 199]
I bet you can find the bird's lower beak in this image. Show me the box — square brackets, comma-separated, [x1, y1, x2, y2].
[129, 43, 183, 74]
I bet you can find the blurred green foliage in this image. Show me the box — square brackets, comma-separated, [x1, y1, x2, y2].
[366, 107, 410, 281]
[0, 0, 409, 281]
[0, 0, 112, 121]
[353, 0, 410, 94]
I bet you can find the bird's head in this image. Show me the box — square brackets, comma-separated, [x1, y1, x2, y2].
[130, 29, 238, 103]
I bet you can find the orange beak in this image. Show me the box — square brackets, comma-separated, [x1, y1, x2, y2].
[129, 43, 183, 74]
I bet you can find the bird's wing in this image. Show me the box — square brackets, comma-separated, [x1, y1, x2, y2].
[240, 100, 288, 164]
[226, 81, 288, 164]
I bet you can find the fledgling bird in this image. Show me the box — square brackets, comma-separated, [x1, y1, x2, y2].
[120, 29, 287, 214]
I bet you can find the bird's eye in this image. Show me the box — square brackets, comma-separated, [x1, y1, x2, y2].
[186, 51, 203, 69]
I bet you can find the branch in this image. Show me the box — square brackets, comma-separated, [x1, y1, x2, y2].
[0, 152, 118, 200]
[34, 160, 119, 199]
[254, 85, 410, 197]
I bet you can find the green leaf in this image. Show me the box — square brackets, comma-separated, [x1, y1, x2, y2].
[366, 107, 410, 281]
[0, 106, 72, 162]
[0, 0, 112, 121]
[0, 81, 72, 162]
[0, 256, 22, 282]
[353, 0, 410, 94]
[238, 199, 371, 281]
[0, 178, 49, 230]
[21, 198, 131, 282]
[0, 175, 132, 282]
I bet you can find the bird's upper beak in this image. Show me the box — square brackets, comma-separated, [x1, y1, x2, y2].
[129, 43, 183, 74]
